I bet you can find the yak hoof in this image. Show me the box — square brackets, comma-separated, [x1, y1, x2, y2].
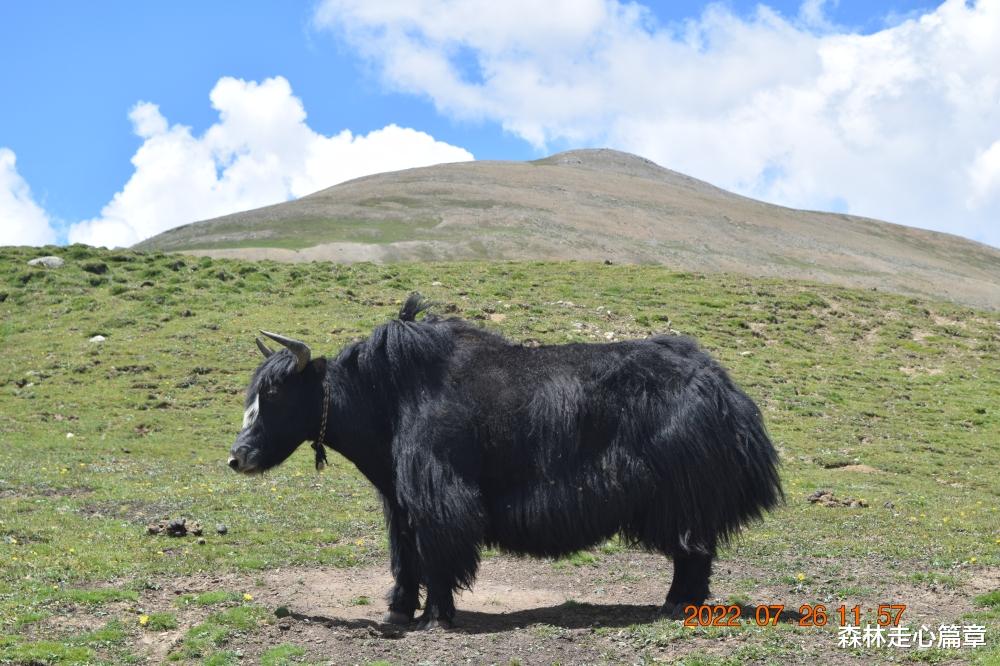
[415, 615, 453, 631]
[382, 610, 413, 626]
[658, 600, 689, 620]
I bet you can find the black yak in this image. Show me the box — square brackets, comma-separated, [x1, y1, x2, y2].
[228, 294, 782, 629]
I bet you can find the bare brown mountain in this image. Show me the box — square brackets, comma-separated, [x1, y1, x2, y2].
[136, 149, 1000, 309]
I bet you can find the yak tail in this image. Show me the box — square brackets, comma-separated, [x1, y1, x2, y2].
[637, 365, 784, 554]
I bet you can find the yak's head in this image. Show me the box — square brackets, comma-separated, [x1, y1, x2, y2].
[228, 331, 324, 474]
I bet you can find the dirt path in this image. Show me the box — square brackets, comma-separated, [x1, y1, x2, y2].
[128, 552, 993, 664]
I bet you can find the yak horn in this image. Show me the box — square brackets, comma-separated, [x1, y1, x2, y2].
[255, 337, 274, 358]
[260, 330, 311, 372]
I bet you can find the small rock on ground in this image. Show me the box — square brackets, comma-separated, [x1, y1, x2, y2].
[28, 256, 64, 268]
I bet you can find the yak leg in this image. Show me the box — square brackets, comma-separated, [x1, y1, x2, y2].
[382, 499, 420, 625]
[661, 551, 714, 617]
[630, 489, 716, 617]
[416, 567, 458, 630]
[410, 486, 484, 630]
[395, 405, 484, 630]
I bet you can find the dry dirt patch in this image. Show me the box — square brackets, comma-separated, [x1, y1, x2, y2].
[832, 464, 881, 474]
[120, 553, 994, 664]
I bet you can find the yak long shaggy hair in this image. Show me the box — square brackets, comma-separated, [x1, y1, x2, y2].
[235, 294, 783, 627]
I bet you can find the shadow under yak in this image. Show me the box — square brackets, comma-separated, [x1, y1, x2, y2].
[283, 602, 805, 637]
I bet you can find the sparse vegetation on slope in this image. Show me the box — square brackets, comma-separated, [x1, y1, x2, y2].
[135, 149, 1000, 310]
[0, 245, 997, 663]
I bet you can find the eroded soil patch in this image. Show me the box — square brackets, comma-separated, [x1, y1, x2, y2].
[113, 553, 996, 664]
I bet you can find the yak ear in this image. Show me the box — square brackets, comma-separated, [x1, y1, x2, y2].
[255, 337, 275, 358]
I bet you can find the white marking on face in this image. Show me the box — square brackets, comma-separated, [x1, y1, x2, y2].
[242, 393, 259, 430]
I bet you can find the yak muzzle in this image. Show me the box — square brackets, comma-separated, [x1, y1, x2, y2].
[227, 444, 259, 474]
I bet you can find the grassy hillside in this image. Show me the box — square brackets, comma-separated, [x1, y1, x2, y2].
[134, 149, 1000, 311]
[0, 245, 998, 664]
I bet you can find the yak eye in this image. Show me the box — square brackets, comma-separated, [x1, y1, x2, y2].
[263, 386, 280, 401]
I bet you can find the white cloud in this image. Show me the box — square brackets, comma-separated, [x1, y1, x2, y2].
[0, 148, 58, 246]
[968, 140, 1000, 208]
[798, 0, 840, 32]
[68, 76, 473, 248]
[315, 0, 1000, 247]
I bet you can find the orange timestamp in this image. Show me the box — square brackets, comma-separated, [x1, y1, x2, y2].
[682, 604, 907, 627]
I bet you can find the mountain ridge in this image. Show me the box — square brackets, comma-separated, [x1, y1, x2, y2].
[136, 149, 1000, 309]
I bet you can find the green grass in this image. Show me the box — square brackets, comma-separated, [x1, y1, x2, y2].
[974, 590, 1000, 610]
[0, 639, 94, 665]
[0, 244, 998, 663]
[166, 215, 446, 251]
[553, 550, 600, 569]
[0, 620, 131, 664]
[176, 590, 243, 607]
[169, 605, 267, 661]
[202, 651, 239, 665]
[142, 611, 178, 631]
[908, 572, 962, 589]
[260, 643, 307, 665]
[62, 589, 139, 605]
[966, 591, 1000, 664]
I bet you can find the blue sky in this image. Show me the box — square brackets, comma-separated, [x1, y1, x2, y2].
[2, 0, 997, 248]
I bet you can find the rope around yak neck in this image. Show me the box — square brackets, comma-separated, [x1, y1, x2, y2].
[311, 379, 330, 471]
